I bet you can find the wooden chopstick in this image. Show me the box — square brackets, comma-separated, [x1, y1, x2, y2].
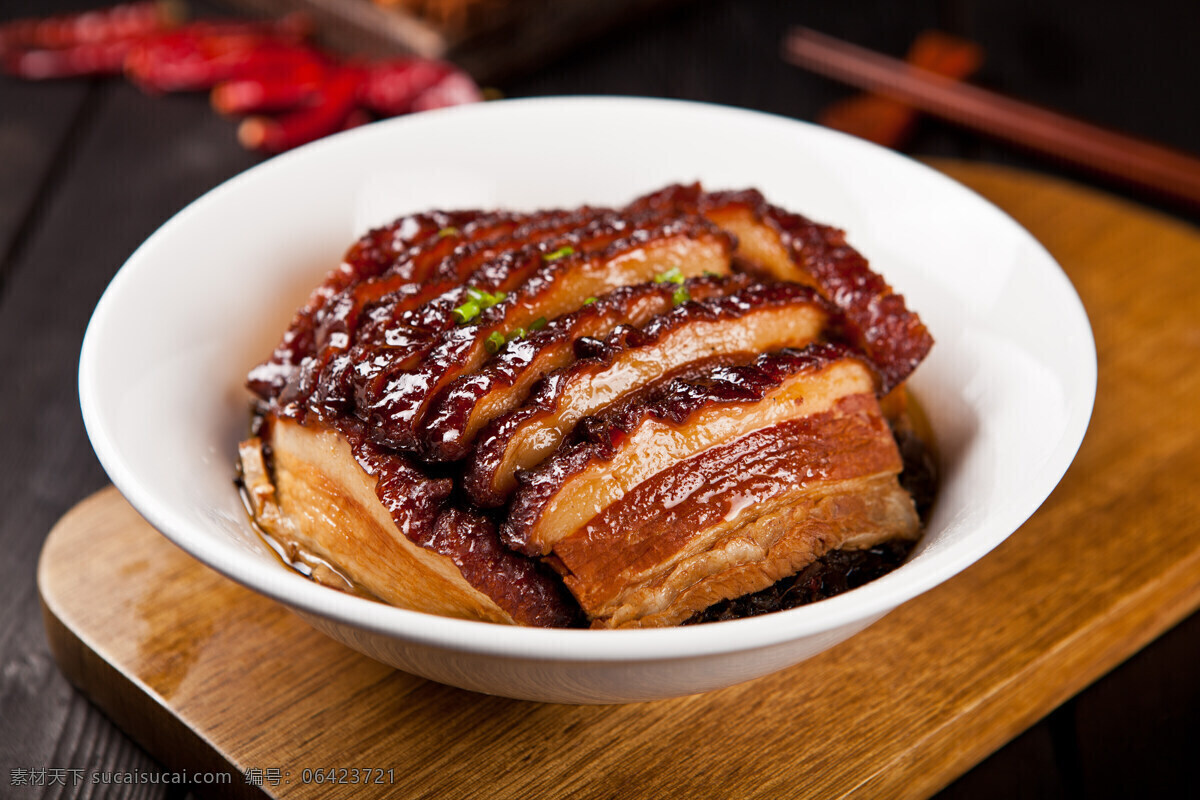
[817, 31, 984, 148]
[784, 26, 1200, 208]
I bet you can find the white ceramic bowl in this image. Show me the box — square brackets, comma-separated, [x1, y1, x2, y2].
[79, 97, 1095, 704]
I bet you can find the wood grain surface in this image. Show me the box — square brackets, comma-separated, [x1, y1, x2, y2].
[36, 161, 1200, 799]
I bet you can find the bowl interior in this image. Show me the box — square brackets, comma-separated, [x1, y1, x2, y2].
[80, 97, 1096, 659]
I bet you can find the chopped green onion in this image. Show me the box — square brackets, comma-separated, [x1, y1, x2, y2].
[543, 245, 575, 261]
[654, 266, 684, 284]
[672, 285, 691, 306]
[507, 327, 527, 342]
[702, 269, 721, 278]
[583, 296, 598, 305]
[529, 316, 547, 331]
[453, 300, 481, 324]
[437, 226, 460, 238]
[462, 286, 507, 315]
[485, 331, 507, 353]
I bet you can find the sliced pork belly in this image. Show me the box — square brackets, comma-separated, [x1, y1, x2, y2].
[239, 416, 578, 626]
[502, 343, 878, 556]
[343, 208, 492, 282]
[247, 207, 488, 400]
[254, 181, 705, 403]
[636, 184, 933, 392]
[241, 184, 936, 629]
[266, 206, 632, 417]
[254, 196, 678, 412]
[710, 191, 932, 392]
[422, 274, 754, 462]
[336, 202, 726, 385]
[553, 395, 919, 627]
[355, 216, 734, 450]
[251, 206, 601, 400]
[465, 283, 834, 507]
[354, 205, 639, 341]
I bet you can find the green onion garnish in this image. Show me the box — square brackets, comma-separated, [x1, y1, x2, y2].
[466, 287, 507, 308]
[672, 285, 691, 306]
[485, 331, 507, 353]
[507, 327, 527, 343]
[453, 300, 481, 324]
[702, 269, 721, 278]
[437, 226, 460, 238]
[529, 316, 547, 331]
[457, 288, 507, 323]
[544, 245, 575, 261]
[654, 266, 684, 284]
[583, 296, 598, 305]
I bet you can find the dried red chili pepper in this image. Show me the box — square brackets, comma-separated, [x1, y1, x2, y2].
[237, 66, 365, 153]
[212, 70, 326, 115]
[2, 3, 483, 153]
[124, 16, 315, 93]
[0, 1, 178, 53]
[209, 44, 333, 114]
[358, 57, 461, 116]
[2, 38, 137, 79]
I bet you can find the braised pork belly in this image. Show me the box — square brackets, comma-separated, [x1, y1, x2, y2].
[239, 184, 934, 628]
[425, 273, 755, 463]
[466, 282, 832, 506]
[550, 390, 919, 628]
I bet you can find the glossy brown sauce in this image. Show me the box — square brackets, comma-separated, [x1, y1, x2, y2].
[235, 471, 378, 600]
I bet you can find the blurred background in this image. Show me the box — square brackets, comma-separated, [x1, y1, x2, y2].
[2, 1, 1197, 798]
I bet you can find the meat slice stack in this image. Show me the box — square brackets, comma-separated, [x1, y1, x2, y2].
[239, 184, 934, 628]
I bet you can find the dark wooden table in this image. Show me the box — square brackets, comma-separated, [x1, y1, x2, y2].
[2, 1, 1197, 797]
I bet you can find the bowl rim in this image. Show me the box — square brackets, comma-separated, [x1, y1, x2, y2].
[79, 95, 1097, 663]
